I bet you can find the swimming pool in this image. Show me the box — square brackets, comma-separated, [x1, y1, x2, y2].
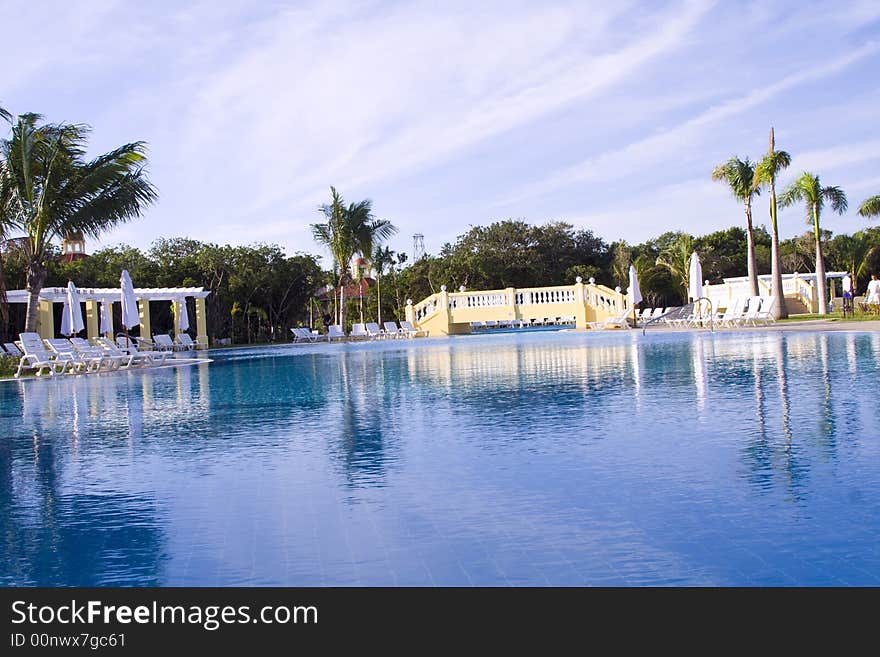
[1, 329, 879, 586]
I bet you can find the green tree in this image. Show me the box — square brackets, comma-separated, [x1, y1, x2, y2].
[311, 187, 396, 330]
[825, 231, 875, 291]
[371, 245, 396, 326]
[753, 127, 791, 319]
[859, 195, 880, 218]
[655, 233, 694, 303]
[712, 156, 761, 296]
[779, 172, 847, 314]
[0, 113, 156, 332]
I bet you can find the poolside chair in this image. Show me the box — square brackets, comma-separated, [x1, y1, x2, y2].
[716, 298, 743, 327]
[384, 321, 403, 338]
[739, 296, 764, 326]
[350, 323, 369, 340]
[290, 327, 318, 343]
[398, 320, 428, 338]
[45, 338, 106, 373]
[755, 296, 777, 325]
[15, 333, 73, 377]
[3, 342, 22, 357]
[69, 337, 126, 370]
[175, 333, 200, 350]
[152, 334, 183, 351]
[365, 322, 385, 339]
[587, 309, 631, 330]
[115, 336, 169, 366]
[327, 325, 346, 341]
[92, 337, 150, 368]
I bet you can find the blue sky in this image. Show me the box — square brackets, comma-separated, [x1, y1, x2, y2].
[3, 0, 879, 264]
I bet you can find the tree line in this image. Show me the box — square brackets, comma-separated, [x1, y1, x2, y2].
[3, 104, 880, 343]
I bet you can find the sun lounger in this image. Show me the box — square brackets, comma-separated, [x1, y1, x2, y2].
[175, 333, 200, 350]
[383, 321, 403, 338]
[115, 336, 169, 365]
[45, 338, 107, 373]
[588, 310, 631, 330]
[290, 327, 318, 343]
[15, 333, 74, 377]
[153, 334, 184, 351]
[2, 343, 22, 357]
[350, 323, 369, 340]
[365, 322, 385, 339]
[398, 320, 428, 338]
[755, 296, 777, 325]
[327, 325, 346, 341]
[69, 337, 126, 370]
[93, 337, 149, 367]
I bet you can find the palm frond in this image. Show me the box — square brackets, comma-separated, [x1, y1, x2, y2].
[857, 195, 880, 218]
[821, 185, 847, 215]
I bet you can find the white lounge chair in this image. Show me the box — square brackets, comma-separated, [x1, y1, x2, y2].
[350, 323, 369, 339]
[115, 336, 169, 365]
[740, 296, 763, 326]
[716, 298, 743, 327]
[93, 337, 150, 367]
[398, 320, 428, 338]
[383, 321, 402, 338]
[290, 327, 318, 343]
[3, 342, 22, 357]
[327, 325, 346, 341]
[152, 334, 182, 351]
[15, 333, 74, 377]
[45, 338, 107, 373]
[175, 333, 200, 350]
[69, 337, 126, 370]
[365, 322, 385, 339]
[588, 310, 631, 330]
[755, 296, 777, 325]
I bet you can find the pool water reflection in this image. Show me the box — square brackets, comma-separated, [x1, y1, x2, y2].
[1, 330, 879, 585]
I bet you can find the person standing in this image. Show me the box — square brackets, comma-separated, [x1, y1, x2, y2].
[841, 271, 854, 316]
[866, 274, 880, 306]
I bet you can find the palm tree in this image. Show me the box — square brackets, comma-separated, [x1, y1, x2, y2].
[779, 172, 847, 314]
[371, 245, 396, 326]
[753, 127, 791, 319]
[311, 187, 396, 330]
[712, 157, 761, 296]
[830, 232, 874, 291]
[0, 105, 12, 331]
[0, 113, 156, 332]
[655, 234, 693, 303]
[859, 195, 880, 218]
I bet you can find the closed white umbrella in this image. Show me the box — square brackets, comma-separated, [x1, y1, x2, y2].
[100, 301, 113, 336]
[120, 270, 140, 347]
[628, 264, 642, 326]
[120, 270, 140, 330]
[628, 264, 643, 306]
[176, 298, 189, 332]
[60, 298, 71, 336]
[688, 252, 703, 302]
[64, 281, 85, 336]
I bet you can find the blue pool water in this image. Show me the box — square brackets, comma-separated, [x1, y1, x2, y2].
[1, 329, 879, 586]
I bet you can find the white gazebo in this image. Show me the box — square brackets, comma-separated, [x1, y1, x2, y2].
[6, 286, 211, 347]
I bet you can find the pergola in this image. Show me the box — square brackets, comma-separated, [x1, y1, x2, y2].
[5, 286, 210, 346]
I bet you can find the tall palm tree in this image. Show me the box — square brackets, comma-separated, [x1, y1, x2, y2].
[311, 187, 396, 330]
[712, 156, 761, 296]
[655, 234, 693, 303]
[0, 113, 156, 332]
[0, 105, 12, 331]
[753, 128, 791, 319]
[372, 245, 396, 326]
[859, 195, 880, 218]
[779, 172, 847, 314]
